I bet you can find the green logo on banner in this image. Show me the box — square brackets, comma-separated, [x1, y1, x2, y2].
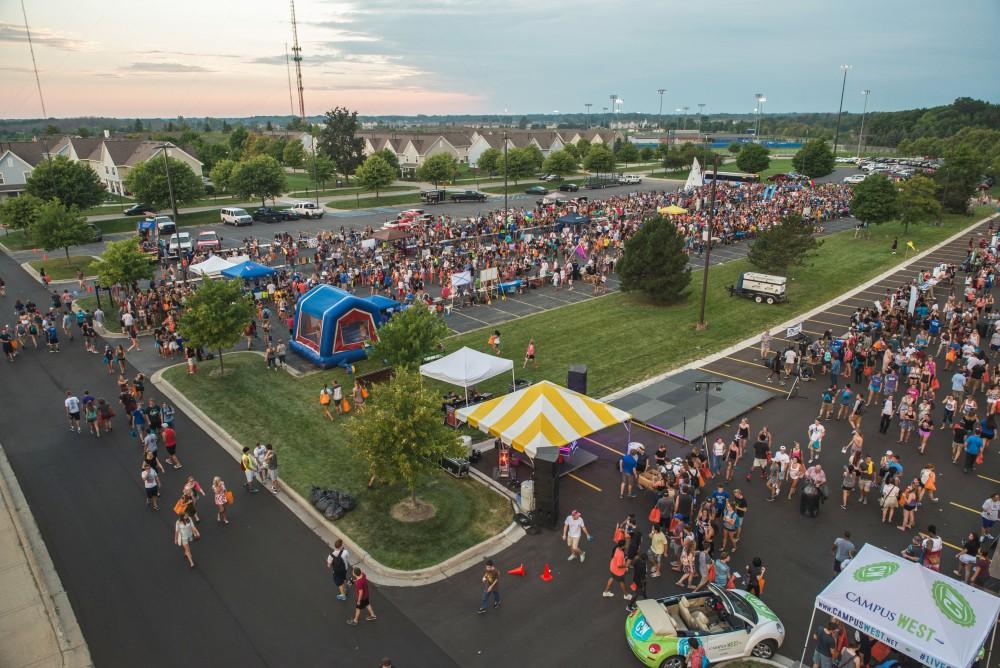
[853, 561, 900, 582]
[932, 581, 976, 627]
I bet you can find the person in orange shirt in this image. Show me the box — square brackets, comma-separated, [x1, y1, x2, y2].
[601, 539, 629, 599]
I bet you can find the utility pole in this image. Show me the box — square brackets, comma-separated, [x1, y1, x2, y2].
[502, 129, 508, 220]
[608, 94, 617, 128]
[856, 89, 871, 161]
[694, 380, 725, 449]
[158, 144, 179, 222]
[697, 103, 706, 132]
[754, 93, 765, 140]
[682, 106, 690, 130]
[585, 103, 592, 128]
[696, 157, 719, 331]
[284, 43, 296, 120]
[657, 89, 666, 130]
[290, 0, 306, 120]
[832, 65, 851, 157]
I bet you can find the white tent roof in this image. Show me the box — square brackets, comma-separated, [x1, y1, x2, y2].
[685, 156, 704, 190]
[419, 347, 513, 389]
[189, 254, 249, 277]
[815, 544, 1000, 668]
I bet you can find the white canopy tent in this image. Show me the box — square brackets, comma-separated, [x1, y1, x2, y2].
[189, 254, 250, 277]
[419, 347, 515, 403]
[802, 544, 1000, 668]
[685, 156, 704, 190]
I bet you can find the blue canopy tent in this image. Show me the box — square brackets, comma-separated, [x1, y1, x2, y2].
[221, 261, 276, 280]
[367, 294, 402, 321]
[555, 212, 590, 231]
[289, 285, 389, 369]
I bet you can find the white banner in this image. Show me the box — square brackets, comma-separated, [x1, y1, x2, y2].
[361, 238, 376, 250]
[908, 285, 918, 315]
[479, 267, 499, 283]
[786, 323, 803, 338]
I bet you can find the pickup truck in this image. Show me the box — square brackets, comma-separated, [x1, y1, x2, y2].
[449, 190, 487, 202]
[290, 202, 324, 219]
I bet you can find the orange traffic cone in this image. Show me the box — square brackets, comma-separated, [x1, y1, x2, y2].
[540, 563, 553, 582]
[507, 564, 526, 577]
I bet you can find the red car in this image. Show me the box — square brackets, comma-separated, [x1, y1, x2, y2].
[195, 230, 222, 252]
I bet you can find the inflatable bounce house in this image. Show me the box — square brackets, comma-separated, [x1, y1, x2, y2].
[289, 285, 397, 369]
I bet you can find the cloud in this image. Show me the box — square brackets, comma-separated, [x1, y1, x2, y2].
[138, 49, 243, 59]
[123, 62, 213, 73]
[0, 21, 90, 51]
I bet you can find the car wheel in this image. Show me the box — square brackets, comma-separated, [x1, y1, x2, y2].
[766, 296, 775, 305]
[751, 639, 777, 659]
[754, 295, 763, 303]
[659, 656, 685, 668]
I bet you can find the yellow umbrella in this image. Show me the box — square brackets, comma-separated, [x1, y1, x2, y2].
[660, 204, 687, 215]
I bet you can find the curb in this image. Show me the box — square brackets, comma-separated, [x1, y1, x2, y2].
[0, 442, 93, 668]
[150, 358, 525, 586]
[601, 211, 999, 404]
[717, 657, 797, 668]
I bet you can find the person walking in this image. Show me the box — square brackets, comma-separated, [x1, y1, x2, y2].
[807, 418, 825, 463]
[212, 476, 230, 524]
[162, 423, 182, 469]
[141, 463, 160, 511]
[174, 514, 199, 568]
[332, 380, 344, 415]
[963, 429, 984, 473]
[523, 339, 537, 369]
[264, 444, 280, 494]
[618, 449, 638, 499]
[562, 509, 591, 562]
[241, 446, 259, 492]
[64, 391, 82, 433]
[832, 531, 855, 573]
[346, 566, 377, 625]
[477, 559, 501, 613]
[602, 539, 629, 599]
[182, 477, 205, 522]
[327, 539, 351, 601]
[980, 493, 1000, 541]
[320, 384, 334, 421]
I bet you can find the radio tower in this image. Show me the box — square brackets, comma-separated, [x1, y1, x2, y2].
[290, 0, 305, 120]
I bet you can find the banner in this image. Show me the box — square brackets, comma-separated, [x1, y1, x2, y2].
[684, 157, 704, 190]
[908, 285, 918, 315]
[786, 323, 803, 338]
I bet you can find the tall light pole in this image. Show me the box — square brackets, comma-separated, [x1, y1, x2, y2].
[856, 89, 871, 161]
[697, 103, 706, 132]
[585, 102, 592, 128]
[157, 144, 178, 222]
[694, 380, 725, 448]
[833, 64, 852, 157]
[696, 157, 720, 331]
[754, 93, 765, 140]
[502, 129, 508, 218]
[608, 94, 617, 128]
[681, 106, 690, 130]
[657, 89, 666, 130]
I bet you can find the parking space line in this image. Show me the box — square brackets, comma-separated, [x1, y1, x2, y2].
[567, 473, 602, 492]
[805, 317, 850, 328]
[502, 296, 546, 312]
[978, 474, 1000, 485]
[448, 310, 492, 326]
[950, 501, 980, 515]
[696, 366, 785, 394]
[535, 292, 577, 305]
[724, 355, 768, 369]
[581, 435, 623, 456]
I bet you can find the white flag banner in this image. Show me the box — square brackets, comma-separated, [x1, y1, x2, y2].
[874, 300, 883, 313]
[685, 157, 704, 190]
[908, 285, 918, 315]
[786, 323, 803, 337]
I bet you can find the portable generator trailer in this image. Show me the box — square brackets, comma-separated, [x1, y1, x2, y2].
[729, 272, 787, 304]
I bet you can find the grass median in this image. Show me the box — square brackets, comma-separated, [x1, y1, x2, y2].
[161, 352, 511, 570]
[327, 192, 426, 210]
[28, 256, 99, 280]
[444, 206, 994, 398]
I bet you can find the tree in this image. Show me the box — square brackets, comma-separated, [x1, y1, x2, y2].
[209, 159, 238, 194]
[133, 119, 144, 132]
[934, 145, 983, 214]
[29, 201, 93, 263]
[95, 237, 154, 291]
[615, 141, 640, 167]
[736, 143, 771, 173]
[354, 154, 396, 198]
[231, 155, 287, 207]
[542, 149, 577, 178]
[373, 301, 449, 369]
[477, 148, 502, 175]
[282, 140, 306, 169]
[497, 148, 535, 184]
[616, 214, 691, 304]
[305, 153, 336, 189]
[850, 174, 900, 226]
[196, 142, 230, 173]
[346, 368, 463, 508]
[266, 136, 287, 165]
[523, 144, 544, 171]
[898, 175, 942, 232]
[416, 153, 459, 187]
[583, 144, 615, 173]
[661, 146, 686, 170]
[639, 146, 655, 161]
[44, 124, 60, 135]
[123, 156, 204, 210]
[76, 127, 91, 138]
[517, 116, 529, 130]
[25, 155, 106, 211]
[747, 213, 824, 275]
[176, 279, 255, 375]
[374, 148, 400, 175]
[576, 139, 591, 156]
[562, 143, 581, 161]
[792, 139, 835, 178]
[318, 106, 364, 183]
[728, 142, 742, 154]
[0, 193, 43, 234]
[240, 134, 272, 160]
[228, 125, 249, 154]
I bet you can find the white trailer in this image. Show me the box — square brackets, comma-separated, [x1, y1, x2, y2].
[730, 272, 787, 304]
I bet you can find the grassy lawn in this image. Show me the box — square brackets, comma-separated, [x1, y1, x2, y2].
[288, 185, 415, 198]
[75, 295, 122, 332]
[327, 192, 426, 210]
[444, 207, 994, 398]
[481, 181, 550, 194]
[162, 353, 511, 570]
[28, 256, 99, 280]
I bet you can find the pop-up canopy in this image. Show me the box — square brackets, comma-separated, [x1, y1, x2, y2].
[221, 261, 276, 279]
[803, 544, 1000, 668]
[456, 380, 631, 458]
[420, 347, 514, 403]
[189, 255, 248, 277]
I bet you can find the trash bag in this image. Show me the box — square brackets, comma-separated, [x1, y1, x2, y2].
[800, 482, 821, 518]
[316, 496, 332, 512]
[309, 486, 324, 505]
[322, 490, 340, 507]
[339, 493, 356, 511]
[325, 503, 346, 520]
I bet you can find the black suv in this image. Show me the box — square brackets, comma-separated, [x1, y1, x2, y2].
[449, 190, 487, 202]
[252, 207, 287, 223]
[558, 183, 579, 192]
[123, 203, 152, 216]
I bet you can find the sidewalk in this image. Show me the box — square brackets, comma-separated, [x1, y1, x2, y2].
[0, 443, 92, 668]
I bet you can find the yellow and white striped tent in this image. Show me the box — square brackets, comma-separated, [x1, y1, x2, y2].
[456, 380, 631, 458]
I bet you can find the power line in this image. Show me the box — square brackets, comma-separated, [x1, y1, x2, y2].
[21, 0, 48, 120]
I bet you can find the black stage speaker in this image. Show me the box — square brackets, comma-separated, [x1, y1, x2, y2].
[567, 364, 588, 395]
[532, 449, 560, 529]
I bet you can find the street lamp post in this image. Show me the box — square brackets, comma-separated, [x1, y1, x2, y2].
[697, 103, 706, 132]
[681, 106, 690, 130]
[696, 157, 720, 331]
[502, 129, 508, 220]
[585, 102, 592, 128]
[157, 144, 179, 222]
[609, 94, 617, 128]
[657, 89, 666, 130]
[754, 93, 765, 140]
[856, 89, 871, 161]
[694, 380, 725, 449]
[833, 64, 852, 157]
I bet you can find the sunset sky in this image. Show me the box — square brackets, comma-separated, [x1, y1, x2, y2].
[1, 0, 997, 119]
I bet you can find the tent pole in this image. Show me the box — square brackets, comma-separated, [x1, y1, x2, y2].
[465, 385, 469, 405]
[511, 368, 515, 393]
[798, 605, 818, 668]
[986, 619, 998, 668]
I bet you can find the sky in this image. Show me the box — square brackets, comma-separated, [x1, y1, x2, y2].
[1, 0, 998, 119]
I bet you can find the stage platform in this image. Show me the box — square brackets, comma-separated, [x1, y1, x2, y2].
[610, 369, 774, 443]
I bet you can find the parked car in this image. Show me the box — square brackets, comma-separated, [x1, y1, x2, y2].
[291, 202, 324, 219]
[559, 183, 580, 192]
[123, 203, 152, 216]
[449, 190, 488, 202]
[154, 215, 176, 237]
[537, 173, 559, 182]
[843, 174, 867, 184]
[220, 207, 253, 226]
[525, 185, 549, 195]
[420, 189, 447, 204]
[195, 230, 222, 252]
[166, 232, 193, 255]
[279, 208, 302, 220]
[626, 584, 784, 668]
[252, 207, 287, 223]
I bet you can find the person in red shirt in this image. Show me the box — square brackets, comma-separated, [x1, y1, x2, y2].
[601, 539, 629, 598]
[162, 425, 182, 469]
[346, 566, 377, 626]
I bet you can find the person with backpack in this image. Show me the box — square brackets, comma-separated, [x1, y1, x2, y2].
[327, 539, 351, 601]
[687, 638, 707, 668]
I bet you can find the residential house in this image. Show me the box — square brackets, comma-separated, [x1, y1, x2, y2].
[259, 130, 315, 153]
[467, 131, 514, 169]
[0, 137, 71, 200]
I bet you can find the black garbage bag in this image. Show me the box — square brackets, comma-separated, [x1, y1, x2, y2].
[316, 496, 332, 511]
[339, 493, 356, 511]
[309, 486, 324, 505]
[800, 482, 821, 518]
[325, 503, 346, 520]
[323, 490, 341, 507]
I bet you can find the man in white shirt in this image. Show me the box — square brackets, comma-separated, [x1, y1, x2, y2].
[783, 348, 797, 379]
[807, 419, 826, 463]
[981, 493, 1000, 541]
[711, 437, 727, 476]
[253, 442, 269, 484]
[121, 311, 134, 330]
[64, 391, 81, 433]
[561, 509, 591, 563]
[772, 445, 790, 475]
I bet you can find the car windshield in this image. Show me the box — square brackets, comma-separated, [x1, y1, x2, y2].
[722, 589, 758, 624]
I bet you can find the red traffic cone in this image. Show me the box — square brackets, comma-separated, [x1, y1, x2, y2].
[508, 563, 526, 577]
[540, 563, 553, 582]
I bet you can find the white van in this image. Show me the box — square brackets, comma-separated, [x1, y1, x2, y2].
[220, 207, 252, 226]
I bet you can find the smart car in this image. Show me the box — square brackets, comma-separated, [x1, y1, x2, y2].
[625, 584, 784, 668]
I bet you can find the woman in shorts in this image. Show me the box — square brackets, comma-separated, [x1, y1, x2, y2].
[786, 456, 804, 500]
[141, 463, 160, 511]
[174, 514, 199, 568]
[84, 400, 99, 437]
[917, 415, 934, 454]
[724, 440, 740, 482]
[212, 477, 230, 524]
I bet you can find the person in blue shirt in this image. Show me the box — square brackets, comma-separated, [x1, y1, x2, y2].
[710, 484, 730, 519]
[964, 431, 984, 473]
[618, 451, 637, 498]
[131, 407, 148, 441]
[830, 357, 842, 388]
